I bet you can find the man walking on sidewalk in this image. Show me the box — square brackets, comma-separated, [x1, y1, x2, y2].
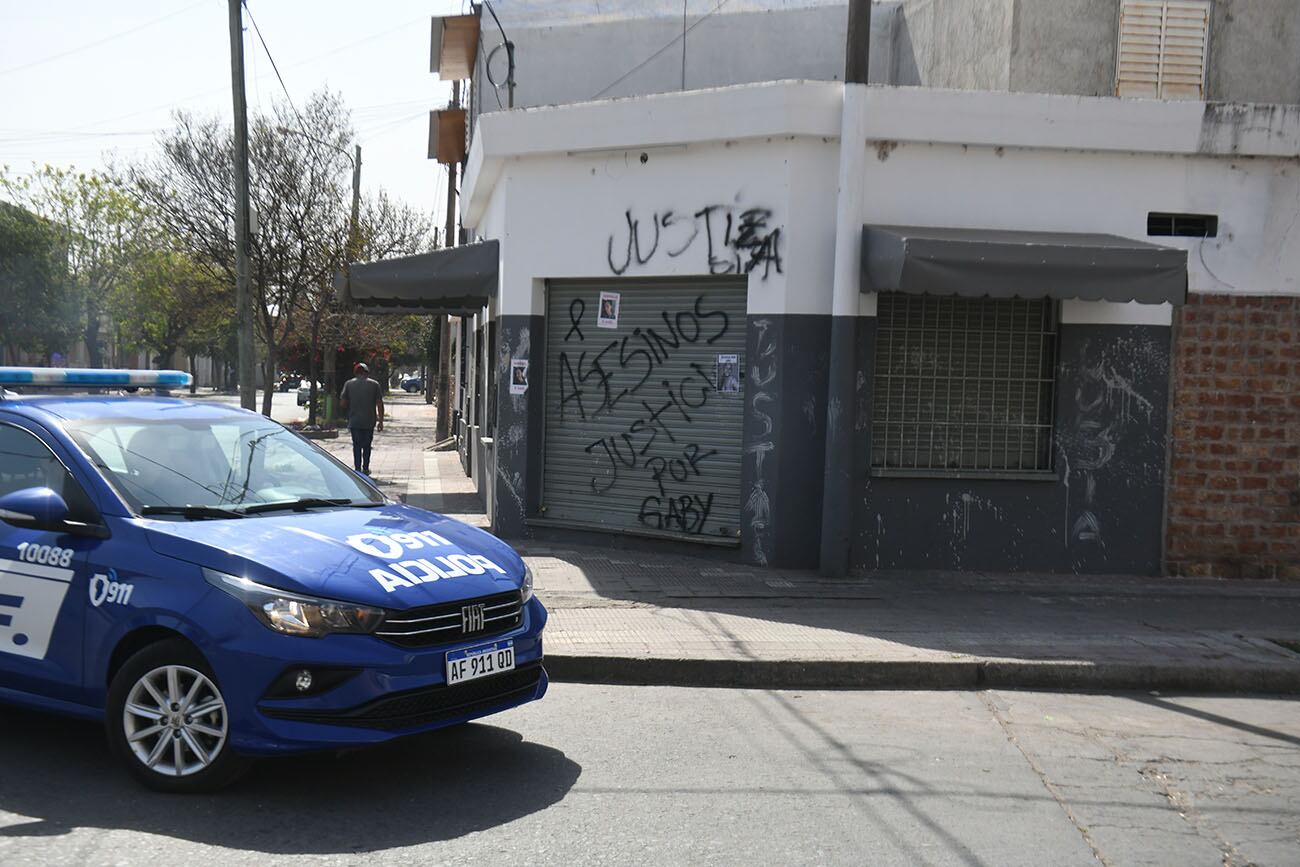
[340, 362, 384, 475]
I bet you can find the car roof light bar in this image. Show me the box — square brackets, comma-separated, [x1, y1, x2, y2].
[0, 367, 193, 394]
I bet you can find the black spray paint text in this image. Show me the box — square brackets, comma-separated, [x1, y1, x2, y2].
[607, 204, 784, 279]
[559, 295, 728, 422]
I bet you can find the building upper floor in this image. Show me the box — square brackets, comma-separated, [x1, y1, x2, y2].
[447, 0, 1300, 117]
[899, 0, 1300, 104]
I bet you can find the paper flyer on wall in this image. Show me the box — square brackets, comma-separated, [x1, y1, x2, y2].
[510, 358, 529, 394]
[597, 291, 620, 329]
[716, 353, 741, 394]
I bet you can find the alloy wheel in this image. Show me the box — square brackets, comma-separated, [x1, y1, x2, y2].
[122, 664, 229, 777]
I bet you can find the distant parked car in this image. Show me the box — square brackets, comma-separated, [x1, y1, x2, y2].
[400, 376, 424, 393]
[296, 380, 323, 407]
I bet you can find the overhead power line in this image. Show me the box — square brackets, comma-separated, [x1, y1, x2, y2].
[241, 1, 307, 129]
[590, 0, 733, 100]
[56, 14, 426, 134]
[0, 0, 208, 77]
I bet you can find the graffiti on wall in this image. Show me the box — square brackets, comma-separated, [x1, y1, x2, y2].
[743, 318, 779, 565]
[557, 293, 734, 536]
[606, 202, 784, 279]
[1063, 341, 1158, 549]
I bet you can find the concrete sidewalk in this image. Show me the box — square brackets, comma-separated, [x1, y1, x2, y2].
[523, 543, 1300, 693]
[330, 396, 1300, 693]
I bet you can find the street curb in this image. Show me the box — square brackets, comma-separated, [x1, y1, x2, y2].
[544, 655, 1300, 694]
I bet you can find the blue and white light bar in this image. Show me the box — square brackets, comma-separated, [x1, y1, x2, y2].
[0, 367, 192, 391]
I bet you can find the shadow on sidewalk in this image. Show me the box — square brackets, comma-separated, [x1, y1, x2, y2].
[516, 541, 1300, 665]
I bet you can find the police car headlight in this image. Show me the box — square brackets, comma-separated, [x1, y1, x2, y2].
[522, 563, 534, 603]
[203, 568, 385, 638]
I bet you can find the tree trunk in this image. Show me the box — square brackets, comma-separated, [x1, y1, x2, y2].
[322, 332, 337, 429]
[85, 293, 103, 368]
[307, 316, 322, 427]
[189, 353, 198, 393]
[261, 352, 275, 417]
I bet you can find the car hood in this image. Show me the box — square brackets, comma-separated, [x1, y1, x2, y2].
[142, 503, 524, 610]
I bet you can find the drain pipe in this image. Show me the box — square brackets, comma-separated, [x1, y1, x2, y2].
[819, 0, 871, 576]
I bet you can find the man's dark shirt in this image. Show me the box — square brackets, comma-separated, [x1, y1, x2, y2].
[341, 377, 381, 429]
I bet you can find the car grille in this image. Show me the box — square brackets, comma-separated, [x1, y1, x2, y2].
[373, 590, 523, 648]
[262, 664, 545, 731]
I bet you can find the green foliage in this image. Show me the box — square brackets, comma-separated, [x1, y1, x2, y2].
[1, 165, 146, 367]
[0, 200, 80, 362]
[110, 248, 231, 366]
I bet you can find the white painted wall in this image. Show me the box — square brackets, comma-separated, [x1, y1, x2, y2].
[482, 135, 840, 318]
[858, 142, 1300, 298]
[466, 81, 1300, 328]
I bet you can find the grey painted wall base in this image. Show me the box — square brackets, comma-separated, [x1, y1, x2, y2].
[491, 311, 1171, 578]
[492, 314, 546, 538]
[852, 323, 1172, 574]
[818, 315, 860, 575]
[740, 314, 831, 569]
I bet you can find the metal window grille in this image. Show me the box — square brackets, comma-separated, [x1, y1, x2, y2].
[1147, 211, 1218, 238]
[871, 294, 1058, 476]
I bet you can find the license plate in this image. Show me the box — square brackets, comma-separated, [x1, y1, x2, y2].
[446, 639, 515, 686]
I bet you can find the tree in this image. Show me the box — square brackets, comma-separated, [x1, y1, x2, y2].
[0, 200, 79, 364]
[1, 166, 144, 367]
[294, 189, 433, 425]
[131, 92, 357, 416]
[109, 247, 229, 370]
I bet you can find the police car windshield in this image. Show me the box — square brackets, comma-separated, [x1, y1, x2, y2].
[62, 417, 382, 515]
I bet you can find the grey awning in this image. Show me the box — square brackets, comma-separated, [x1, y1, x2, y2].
[861, 226, 1187, 305]
[335, 240, 498, 313]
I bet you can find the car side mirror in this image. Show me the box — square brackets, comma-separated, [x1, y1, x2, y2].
[0, 486, 70, 529]
[0, 486, 109, 539]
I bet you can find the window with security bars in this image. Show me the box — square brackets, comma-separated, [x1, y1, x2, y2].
[871, 294, 1058, 476]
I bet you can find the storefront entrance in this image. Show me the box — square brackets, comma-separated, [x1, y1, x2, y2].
[541, 278, 747, 542]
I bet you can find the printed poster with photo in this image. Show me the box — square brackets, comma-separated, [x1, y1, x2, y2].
[597, 291, 620, 329]
[510, 358, 529, 394]
[716, 353, 741, 394]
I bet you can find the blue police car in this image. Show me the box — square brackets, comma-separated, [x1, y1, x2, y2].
[0, 368, 546, 792]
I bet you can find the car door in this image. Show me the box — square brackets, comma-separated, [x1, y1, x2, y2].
[0, 420, 100, 703]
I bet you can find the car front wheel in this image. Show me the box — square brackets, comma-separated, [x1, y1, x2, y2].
[106, 639, 249, 793]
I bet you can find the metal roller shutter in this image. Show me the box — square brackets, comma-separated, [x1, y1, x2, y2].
[542, 279, 747, 542]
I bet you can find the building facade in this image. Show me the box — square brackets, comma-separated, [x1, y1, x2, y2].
[466, 1, 1300, 112]
[379, 1, 1300, 577]
[426, 83, 1297, 575]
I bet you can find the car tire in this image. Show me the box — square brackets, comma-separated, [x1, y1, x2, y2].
[106, 639, 250, 793]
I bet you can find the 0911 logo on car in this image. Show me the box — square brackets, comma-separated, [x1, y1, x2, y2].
[89, 569, 134, 607]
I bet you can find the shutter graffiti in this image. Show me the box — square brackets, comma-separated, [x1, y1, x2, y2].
[544, 281, 747, 540]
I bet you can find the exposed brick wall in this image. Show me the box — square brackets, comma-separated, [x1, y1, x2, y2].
[1167, 294, 1300, 579]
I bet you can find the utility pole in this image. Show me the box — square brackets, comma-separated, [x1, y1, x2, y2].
[349, 144, 362, 259]
[818, 0, 870, 577]
[228, 0, 256, 411]
[435, 80, 460, 441]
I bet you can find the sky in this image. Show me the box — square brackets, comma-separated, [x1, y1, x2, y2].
[0, 0, 467, 217]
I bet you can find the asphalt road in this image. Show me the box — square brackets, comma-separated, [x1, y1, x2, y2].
[0, 685, 1296, 866]
[200, 388, 326, 426]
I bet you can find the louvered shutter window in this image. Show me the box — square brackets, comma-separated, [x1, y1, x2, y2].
[1116, 1, 1211, 100]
